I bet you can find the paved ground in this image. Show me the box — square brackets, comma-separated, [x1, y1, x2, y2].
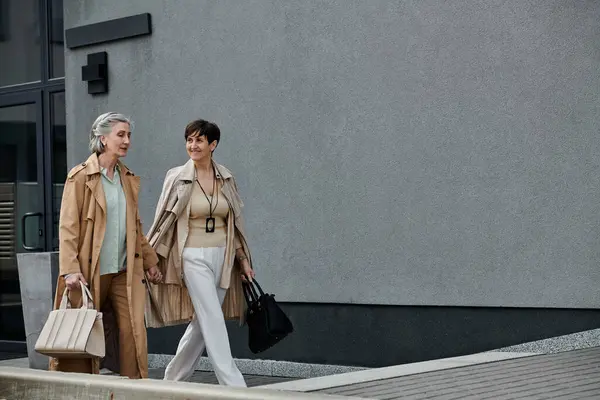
[0, 357, 295, 388]
[311, 346, 600, 399]
[0, 353, 25, 361]
[0, 357, 28, 367]
[147, 368, 295, 387]
[7, 347, 600, 398]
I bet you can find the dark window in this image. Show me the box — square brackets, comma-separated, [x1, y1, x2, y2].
[50, 0, 64, 78]
[0, 0, 41, 87]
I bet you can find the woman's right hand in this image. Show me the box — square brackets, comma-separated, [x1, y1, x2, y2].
[65, 272, 88, 291]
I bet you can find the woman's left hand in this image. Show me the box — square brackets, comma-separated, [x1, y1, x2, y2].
[147, 266, 163, 284]
[241, 263, 255, 283]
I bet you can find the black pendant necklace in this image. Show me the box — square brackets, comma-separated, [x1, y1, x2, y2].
[196, 166, 218, 233]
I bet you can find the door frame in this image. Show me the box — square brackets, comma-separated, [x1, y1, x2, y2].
[43, 87, 66, 251]
[0, 91, 46, 252]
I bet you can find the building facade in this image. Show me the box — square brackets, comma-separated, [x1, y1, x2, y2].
[3, 0, 600, 367]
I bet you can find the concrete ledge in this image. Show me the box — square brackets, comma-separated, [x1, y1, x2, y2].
[494, 328, 600, 354]
[258, 351, 537, 392]
[0, 355, 366, 380]
[0, 358, 28, 368]
[149, 354, 367, 378]
[0, 367, 366, 400]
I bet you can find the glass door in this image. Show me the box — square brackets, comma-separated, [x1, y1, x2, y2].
[0, 92, 44, 341]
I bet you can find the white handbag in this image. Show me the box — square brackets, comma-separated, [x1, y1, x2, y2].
[35, 282, 105, 358]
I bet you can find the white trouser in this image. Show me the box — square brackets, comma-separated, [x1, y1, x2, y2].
[164, 247, 246, 387]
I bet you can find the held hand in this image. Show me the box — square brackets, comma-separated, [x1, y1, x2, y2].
[65, 273, 87, 291]
[240, 264, 255, 283]
[147, 266, 163, 284]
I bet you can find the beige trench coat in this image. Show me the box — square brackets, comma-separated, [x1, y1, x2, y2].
[49, 153, 159, 378]
[144, 159, 253, 327]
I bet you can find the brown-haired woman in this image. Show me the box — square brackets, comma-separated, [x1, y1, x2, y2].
[146, 119, 254, 387]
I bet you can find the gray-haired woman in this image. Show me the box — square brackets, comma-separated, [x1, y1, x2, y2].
[49, 112, 162, 378]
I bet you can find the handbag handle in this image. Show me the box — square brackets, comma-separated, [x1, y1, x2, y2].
[242, 283, 251, 306]
[251, 279, 266, 296]
[242, 282, 258, 306]
[81, 283, 95, 309]
[59, 281, 95, 310]
[246, 279, 265, 300]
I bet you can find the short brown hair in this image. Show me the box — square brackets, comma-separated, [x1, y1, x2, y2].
[184, 119, 220, 145]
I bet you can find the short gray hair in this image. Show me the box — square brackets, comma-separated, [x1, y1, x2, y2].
[89, 112, 134, 153]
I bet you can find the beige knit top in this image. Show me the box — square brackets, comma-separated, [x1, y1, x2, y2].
[185, 181, 229, 248]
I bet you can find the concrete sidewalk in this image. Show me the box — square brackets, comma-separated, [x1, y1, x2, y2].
[0, 367, 365, 400]
[8, 348, 600, 398]
[0, 356, 295, 387]
[148, 367, 295, 387]
[261, 347, 600, 399]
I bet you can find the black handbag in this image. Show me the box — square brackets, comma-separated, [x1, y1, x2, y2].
[243, 279, 293, 354]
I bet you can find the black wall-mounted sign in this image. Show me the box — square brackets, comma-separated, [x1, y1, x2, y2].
[82, 52, 108, 95]
[66, 13, 151, 49]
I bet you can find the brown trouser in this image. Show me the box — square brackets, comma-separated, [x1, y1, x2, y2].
[53, 271, 140, 379]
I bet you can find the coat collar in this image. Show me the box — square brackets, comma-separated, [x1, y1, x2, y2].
[82, 153, 135, 176]
[176, 158, 233, 182]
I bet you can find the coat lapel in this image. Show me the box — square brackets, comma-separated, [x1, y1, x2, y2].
[83, 153, 106, 214]
[175, 182, 192, 257]
[173, 160, 195, 255]
[173, 183, 192, 216]
[86, 177, 106, 214]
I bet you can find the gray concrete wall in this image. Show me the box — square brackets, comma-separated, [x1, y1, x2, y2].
[16, 252, 59, 370]
[63, 1, 600, 308]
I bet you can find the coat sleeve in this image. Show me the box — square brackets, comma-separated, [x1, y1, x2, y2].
[142, 170, 174, 269]
[147, 169, 174, 240]
[233, 233, 242, 250]
[229, 175, 245, 250]
[140, 221, 159, 271]
[58, 175, 85, 276]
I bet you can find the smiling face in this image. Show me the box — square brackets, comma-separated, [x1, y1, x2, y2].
[186, 131, 218, 162]
[101, 121, 131, 158]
